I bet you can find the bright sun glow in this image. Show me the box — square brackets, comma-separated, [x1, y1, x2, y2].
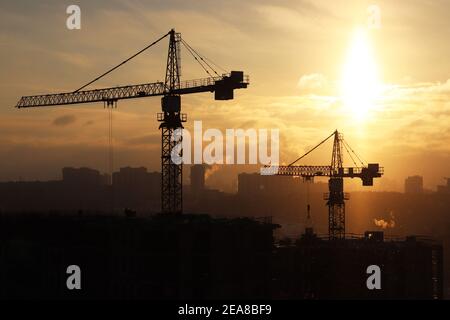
[340, 28, 382, 120]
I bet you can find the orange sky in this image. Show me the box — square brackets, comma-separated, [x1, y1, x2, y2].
[0, 0, 449, 192]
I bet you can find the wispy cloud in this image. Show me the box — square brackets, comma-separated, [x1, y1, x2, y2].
[52, 114, 76, 126]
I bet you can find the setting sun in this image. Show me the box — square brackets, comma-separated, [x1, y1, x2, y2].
[340, 28, 382, 120]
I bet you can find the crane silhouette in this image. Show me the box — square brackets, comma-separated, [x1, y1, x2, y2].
[266, 130, 383, 239]
[15, 29, 249, 214]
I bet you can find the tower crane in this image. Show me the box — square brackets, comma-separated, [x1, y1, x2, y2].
[267, 130, 383, 240]
[15, 29, 249, 214]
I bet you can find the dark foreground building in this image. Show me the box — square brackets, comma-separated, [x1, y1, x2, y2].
[273, 230, 443, 299]
[0, 213, 443, 299]
[0, 213, 275, 299]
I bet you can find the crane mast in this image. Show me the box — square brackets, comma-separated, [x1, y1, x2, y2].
[159, 29, 183, 214]
[327, 131, 346, 239]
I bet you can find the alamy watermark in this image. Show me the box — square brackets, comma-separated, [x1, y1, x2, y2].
[366, 265, 381, 290]
[66, 5, 81, 30]
[66, 265, 81, 290]
[367, 4, 381, 29]
[170, 121, 279, 174]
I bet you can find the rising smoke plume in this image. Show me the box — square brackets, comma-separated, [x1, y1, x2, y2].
[374, 211, 396, 229]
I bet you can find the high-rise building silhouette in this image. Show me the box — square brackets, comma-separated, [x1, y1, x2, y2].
[404, 175, 424, 194]
[190, 165, 206, 194]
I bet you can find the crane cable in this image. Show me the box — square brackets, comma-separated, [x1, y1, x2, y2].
[202, 55, 228, 74]
[342, 140, 359, 168]
[180, 38, 220, 76]
[74, 31, 170, 92]
[343, 139, 366, 167]
[182, 39, 228, 74]
[70, 29, 171, 212]
[289, 131, 368, 169]
[108, 106, 113, 179]
[180, 38, 224, 78]
[109, 105, 113, 212]
[305, 178, 312, 227]
[199, 52, 228, 74]
[288, 131, 335, 166]
[180, 39, 214, 78]
[106, 101, 116, 212]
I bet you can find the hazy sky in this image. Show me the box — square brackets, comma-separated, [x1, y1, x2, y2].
[1, 0, 449, 192]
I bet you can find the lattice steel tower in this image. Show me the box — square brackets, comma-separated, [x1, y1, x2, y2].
[326, 130, 347, 240]
[158, 29, 185, 214]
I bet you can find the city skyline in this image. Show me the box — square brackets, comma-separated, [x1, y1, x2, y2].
[1, 163, 448, 194]
[1, 0, 449, 192]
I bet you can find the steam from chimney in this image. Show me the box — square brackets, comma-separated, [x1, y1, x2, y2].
[374, 211, 396, 229]
[204, 164, 219, 181]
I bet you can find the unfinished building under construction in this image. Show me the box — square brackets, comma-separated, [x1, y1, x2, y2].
[273, 230, 443, 299]
[0, 213, 443, 299]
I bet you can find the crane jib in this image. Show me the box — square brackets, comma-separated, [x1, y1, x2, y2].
[15, 73, 249, 108]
